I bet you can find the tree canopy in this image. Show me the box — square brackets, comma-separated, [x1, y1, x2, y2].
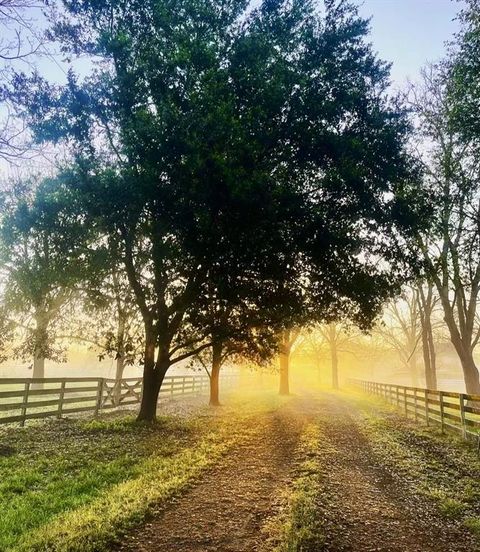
[449, 0, 480, 142]
[0, 176, 90, 376]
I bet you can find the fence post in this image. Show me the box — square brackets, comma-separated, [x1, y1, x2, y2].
[424, 389, 429, 426]
[57, 380, 66, 419]
[20, 380, 31, 427]
[459, 394, 467, 440]
[414, 389, 418, 422]
[396, 386, 400, 408]
[94, 378, 104, 417]
[404, 388, 408, 417]
[439, 391, 445, 434]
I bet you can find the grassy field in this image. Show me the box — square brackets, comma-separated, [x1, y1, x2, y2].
[0, 390, 285, 552]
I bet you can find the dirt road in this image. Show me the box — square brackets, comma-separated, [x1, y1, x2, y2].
[312, 393, 478, 552]
[116, 392, 478, 552]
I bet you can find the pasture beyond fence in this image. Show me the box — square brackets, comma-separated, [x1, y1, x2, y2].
[351, 379, 480, 443]
[0, 373, 237, 426]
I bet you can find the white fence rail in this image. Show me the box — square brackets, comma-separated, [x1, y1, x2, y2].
[0, 373, 237, 426]
[350, 379, 480, 442]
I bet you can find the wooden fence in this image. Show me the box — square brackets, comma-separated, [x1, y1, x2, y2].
[350, 379, 480, 442]
[0, 373, 237, 426]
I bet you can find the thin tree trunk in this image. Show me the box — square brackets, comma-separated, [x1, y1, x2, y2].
[427, 331, 437, 389]
[417, 285, 438, 390]
[114, 311, 126, 406]
[421, 324, 437, 390]
[278, 330, 291, 395]
[331, 344, 339, 390]
[279, 351, 290, 395]
[209, 341, 222, 406]
[420, 326, 433, 389]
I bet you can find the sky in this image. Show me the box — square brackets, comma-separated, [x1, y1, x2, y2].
[357, 0, 463, 88]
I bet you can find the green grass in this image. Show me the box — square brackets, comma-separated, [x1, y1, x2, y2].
[265, 423, 325, 552]
[465, 517, 480, 536]
[0, 390, 285, 552]
[0, 415, 196, 551]
[343, 390, 480, 537]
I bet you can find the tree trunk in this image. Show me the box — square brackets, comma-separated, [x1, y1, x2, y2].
[421, 324, 437, 390]
[137, 335, 169, 422]
[331, 345, 339, 390]
[454, 341, 480, 395]
[426, 319, 437, 389]
[278, 330, 291, 395]
[32, 353, 45, 390]
[279, 350, 290, 395]
[462, 355, 480, 395]
[114, 312, 126, 406]
[417, 285, 438, 390]
[209, 342, 222, 406]
[328, 324, 339, 390]
[442, 308, 480, 395]
[114, 354, 125, 406]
